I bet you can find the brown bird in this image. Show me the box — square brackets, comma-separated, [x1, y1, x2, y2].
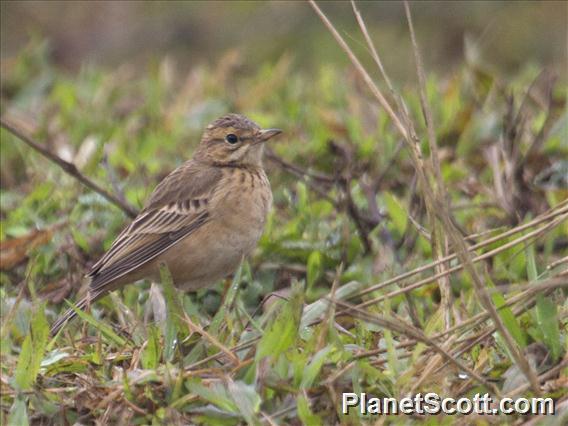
[51, 114, 281, 335]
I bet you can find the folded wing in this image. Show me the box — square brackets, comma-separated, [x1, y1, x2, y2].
[88, 160, 222, 293]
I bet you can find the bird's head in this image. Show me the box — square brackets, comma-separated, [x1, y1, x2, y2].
[195, 114, 282, 167]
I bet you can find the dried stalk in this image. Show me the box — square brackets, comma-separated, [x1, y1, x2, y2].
[1, 118, 138, 218]
[330, 297, 501, 395]
[310, 0, 544, 393]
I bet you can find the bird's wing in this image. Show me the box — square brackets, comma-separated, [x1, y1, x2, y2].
[88, 160, 223, 293]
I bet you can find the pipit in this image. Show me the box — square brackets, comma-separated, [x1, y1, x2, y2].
[51, 114, 281, 335]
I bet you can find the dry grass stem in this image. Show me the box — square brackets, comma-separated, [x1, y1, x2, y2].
[350, 213, 566, 311]
[330, 297, 501, 395]
[1, 117, 138, 218]
[181, 314, 240, 366]
[311, 0, 554, 393]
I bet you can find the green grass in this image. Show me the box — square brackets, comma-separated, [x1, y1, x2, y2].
[1, 33, 567, 425]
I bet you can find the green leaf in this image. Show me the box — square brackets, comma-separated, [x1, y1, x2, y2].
[382, 298, 399, 376]
[65, 301, 126, 347]
[297, 393, 322, 426]
[256, 281, 304, 360]
[384, 328, 399, 377]
[383, 192, 408, 235]
[227, 380, 261, 424]
[525, 240, 538, 282]
[296, 182, 308, 212]
[186, 379, 238, 414]
[14, 303, 49, 390]
[535, 295, 562, 363]
[7, 396, 28, 426]
[40, 350, 69, 367]
[141, 325, 161, 370]
[209, 262, 243, 336]
[487, 276, 527, 348]
[301, 281, 364, 329]
[526, 241, 561, 361]
[306, 251, 322, 291]
[160, 262, 185, 361]
[301, 346, 332, 389]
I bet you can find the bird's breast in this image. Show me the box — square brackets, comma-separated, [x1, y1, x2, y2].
[215, 167, 272, 249]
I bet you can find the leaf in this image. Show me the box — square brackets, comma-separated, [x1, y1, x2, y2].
[526, 241, 561, 361]
[0, 228, 53, 270]
[141, 325, 161, 370]
[297, 393, 322, 426]
[65, 302, 126, 347]
[301, 281, 364, 329]
[384, 328, 399, 377]
[296, 182, 308, 212]
[209, 262, 243, 335]
[306, 251, 322, 291]
[525, 240, 538, 282]
[186, 379, 238, 414]
[256, 281, 304, 360]
[301, 346, 332, 389]
[382, 298, 400, 376]
[383, 192, 408, 235]
[227, 380, 261, 424]
[14, 303, 49, 390]
[40, 350, 69, 367]
[535, 295, 562, 363]
[160, 263, 186, 328]
[487, 276, 527, 348]
[160, 262, 185, 361]
[7, 396, 28, 426]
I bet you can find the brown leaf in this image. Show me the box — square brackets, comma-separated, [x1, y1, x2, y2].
[0, 229, 53, 271]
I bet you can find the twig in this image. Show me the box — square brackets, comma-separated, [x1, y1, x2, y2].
[265, 147, 339, 209]
[371, 139, 405, 192]
[268, 142, 382, 249]
[181, 314, 240, 366]
[506, 359, 567, 398]
[265, 147, 334, 183]
[312, 1, 558, 391]
[351, 0, 396, 94]
[403, 1, 541, 393]
[330, 297, 501, 395]
[437, 286, 561, 377]
[403, 1, 453, 329]
[308, 0, 408, 140]
[331, 141, 374, 254]
[351, 213, 566, 311]
[101, 153, 132, 212]
[1, 117, 138, 219]
[352, 203, 568, 300]
[518, 71, 558, 168]
[436, 278, 565, 343]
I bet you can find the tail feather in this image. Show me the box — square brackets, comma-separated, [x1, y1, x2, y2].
[50, 292, 98, 336]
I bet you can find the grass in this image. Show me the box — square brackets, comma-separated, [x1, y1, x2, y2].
[1, 4, 567, 425]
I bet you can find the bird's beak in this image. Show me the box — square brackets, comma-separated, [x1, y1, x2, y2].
[257, 128, 283, 143]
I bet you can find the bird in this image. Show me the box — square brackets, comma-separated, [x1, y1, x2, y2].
[51, 113, 282, 335]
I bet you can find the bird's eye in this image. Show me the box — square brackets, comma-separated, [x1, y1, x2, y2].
[225, 134, 239, 144]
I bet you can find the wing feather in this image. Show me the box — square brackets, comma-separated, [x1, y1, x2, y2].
[87, 160, 223, 290]
[89, 211, 209, 292]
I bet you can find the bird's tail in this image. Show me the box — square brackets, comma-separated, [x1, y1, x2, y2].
[50, 292, 100, 336]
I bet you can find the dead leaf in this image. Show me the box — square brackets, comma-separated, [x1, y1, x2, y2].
[0, 221, 66, 271]
[0, 229, 53, 271]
